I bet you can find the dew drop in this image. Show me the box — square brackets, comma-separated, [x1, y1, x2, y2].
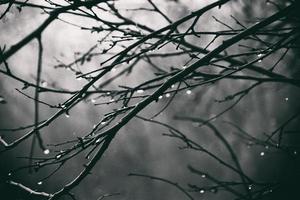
[171, 84, 175, 88]
[294, 150, 297, 155]
[56, 154, 62, 159]
[65, 113, 70, 118]
[37, 181, 43, 185]
[186, 90, 192, 95]
[258, 59, 262, 63]
[248, 185, 252, 190]
[182, 66, 187, 69]
[91, 99, 96, 103]
[199, 189, 205, 194]
[165, 93, 171, 98]
[285, 97, 289, 101]
[257, 53, 262, 58]
[201, 174, 206, 178]
[43, 149, 50, 155]
[260, 151, 265, 156]
[158, 95, 163, 99]
[8, 172, 12, 176]
[101, 121, 107, 125]
[137, 89, 144, 94]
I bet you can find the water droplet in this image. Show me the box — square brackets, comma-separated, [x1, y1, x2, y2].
[91, 99, 96, 103]
[41, 81, 48, 87]
[96, 138, 101, 143]
[137, 89, 144, 94]
[199, 189, 205, 194]
[265, 145, 269, 149]
[0, 96, 7, 104]
[248, 185, 252, 190]
[257, 53, 262, 57]
[165, 93, 171, 98]
[258, 59, 262, 63]
[260, 151, 265, 156]
[285, 97, 289, 101]
[186, 90, 192, 95]
[182, 66, 187, 69]
[56, 154, 62, 159]
[158, 95, 163, 99]
[106, 92, 111, 95]
[201, 174, 206, 178]
[171, 84, 175, 88]
[37, 181, 43, 185]
[8, 172, 12, 176]
[294, 150, 297, 155]
[101, 121, 107, 125]
[43, 149, 50, 155]
[65, 113, 70, 118]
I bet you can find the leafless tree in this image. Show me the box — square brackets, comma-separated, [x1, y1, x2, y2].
[0, 0, 299, 199]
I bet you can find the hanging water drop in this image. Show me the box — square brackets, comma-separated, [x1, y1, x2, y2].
[260, 151, 265, 156]
[158, 95, 163, 99]
[199, 189, 205, 194]
[137, 89, 144, 94]
[285, 97, 289, 101]
[43, 149, 50, 155]
[248, 185, 252, 190]
[186, 90, 192, 95]
[37, 181, 43, 185]
[101, 121, 107, 125]
[8, 172, 12, 176]
[41, 81, 48, 87]
[257, 53, 262, 57]
[56, 154, 62, 159]
[65, 113, 70, 118]
[171, 84, 175, 88]
[201, 174, 206, 178]
[165, 93, 171, 98]
[258, 59, 262, 63]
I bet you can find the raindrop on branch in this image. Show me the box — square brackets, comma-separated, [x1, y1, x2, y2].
[186, 90, 192, 95]
[41, 81, 48, 87]
[248, 185, 252, 190]
[0, 96, 7, 104]
[165, 93, 171, 98]
[136, 89, 144, 94]
[37, 181, 43, 185]
[65, 113, 70, 118]
[257, 53, 263, 58]
[43, 149, 50, 155]
[285, 97, 289, 101]
[199, 189, 205, 194]
[158, 95, 163, 99]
